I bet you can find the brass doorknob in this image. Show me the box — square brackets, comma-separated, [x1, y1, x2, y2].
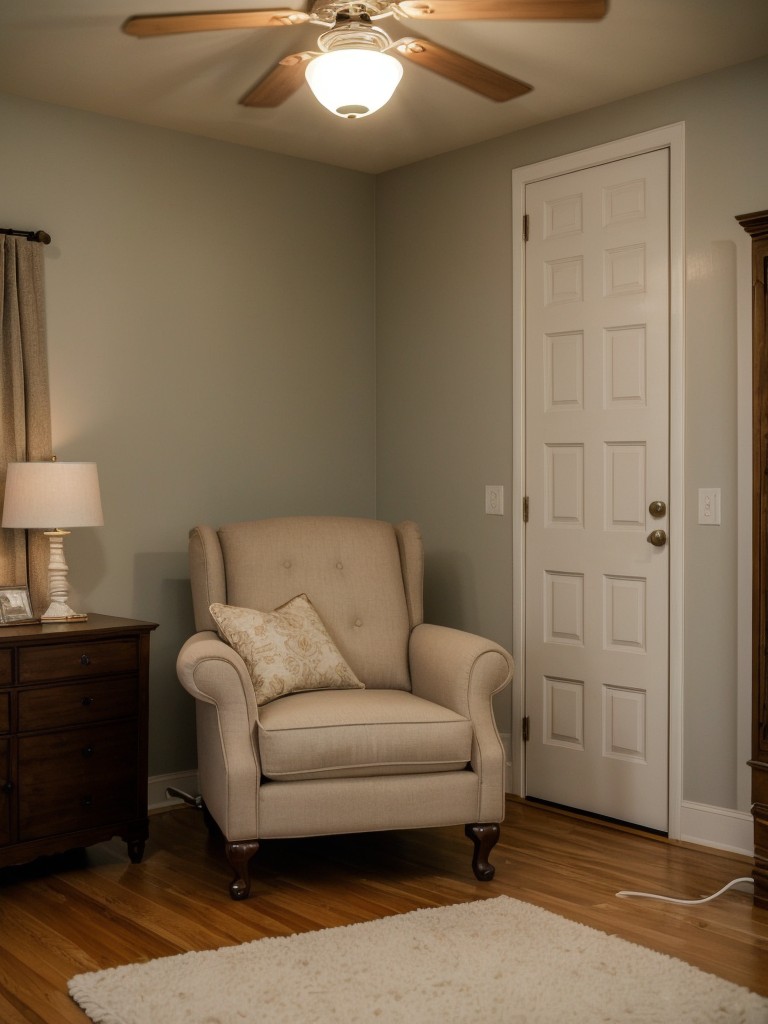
[649, 500, 667, 518]
[647, 529, 667, 547]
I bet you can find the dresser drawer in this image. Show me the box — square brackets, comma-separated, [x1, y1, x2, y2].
[0, 691, 9, 734]
[18, 676, 137, 732]
[0, 649, 11, 686]
[18, 721, 139, 840]
[19, 639, 137, 684]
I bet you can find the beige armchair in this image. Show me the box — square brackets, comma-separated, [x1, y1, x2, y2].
[177, 516, 513, 900]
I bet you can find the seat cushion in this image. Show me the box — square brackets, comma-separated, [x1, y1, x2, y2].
[257, 689, 473, 781]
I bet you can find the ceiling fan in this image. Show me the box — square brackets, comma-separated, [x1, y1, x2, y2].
[122, 0, 608, 120]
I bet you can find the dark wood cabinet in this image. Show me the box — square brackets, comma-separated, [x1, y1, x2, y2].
[0, 614, 157, 869]
[737, 209, 768, 910]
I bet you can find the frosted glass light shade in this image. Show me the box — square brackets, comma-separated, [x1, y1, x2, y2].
[305, 49, 403, 119]
[2, 461, 103, 529]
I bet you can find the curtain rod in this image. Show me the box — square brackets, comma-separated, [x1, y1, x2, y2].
[0, 227, 51, 245]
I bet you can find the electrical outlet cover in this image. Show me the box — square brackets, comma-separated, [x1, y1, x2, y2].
[485, 484, 504, 516]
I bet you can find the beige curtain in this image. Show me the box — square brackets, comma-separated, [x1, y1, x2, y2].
[0, 235, 53, 615]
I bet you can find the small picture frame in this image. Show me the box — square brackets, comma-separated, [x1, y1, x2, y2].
[0, 585, 38, 626]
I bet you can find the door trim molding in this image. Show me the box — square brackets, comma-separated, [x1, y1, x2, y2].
[510, 122, 686, 838]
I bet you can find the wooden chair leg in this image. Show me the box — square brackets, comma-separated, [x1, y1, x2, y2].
[465, 822, 500, 881]
[225, 839, 260, 900]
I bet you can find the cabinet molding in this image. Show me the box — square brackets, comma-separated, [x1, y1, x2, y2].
[737, 208, 768, 909]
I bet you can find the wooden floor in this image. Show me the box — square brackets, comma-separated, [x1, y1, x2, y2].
[0, 797, 766, 1022]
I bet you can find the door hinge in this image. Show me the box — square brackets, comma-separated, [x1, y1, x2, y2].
[523, 496, 529, 522]
[522, 716, 530, 742]
[523, 214, 529, 242]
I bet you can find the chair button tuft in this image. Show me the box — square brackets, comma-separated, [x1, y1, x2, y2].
[354, 618, 363, 628]
[283, 560, 292, 569]
[336, 561, 344, 570]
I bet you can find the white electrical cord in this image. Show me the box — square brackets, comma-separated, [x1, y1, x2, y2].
[616, 877, 754, 905]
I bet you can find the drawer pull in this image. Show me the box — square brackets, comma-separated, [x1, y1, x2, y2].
[82, 795, 93, 807]
[80, 654, 91, 666]
[82, 745, 94, 758]
[81, 696, 95, 707]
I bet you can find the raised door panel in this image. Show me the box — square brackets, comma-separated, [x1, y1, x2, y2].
[0, 649, 11, 686]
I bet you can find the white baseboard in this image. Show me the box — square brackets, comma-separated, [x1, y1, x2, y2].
[679, 800, 754, 858]
[499, 734, 754, 860]
[148, 770, 200, 811]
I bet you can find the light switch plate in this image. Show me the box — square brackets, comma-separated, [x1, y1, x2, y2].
[698, 487, 721, 525]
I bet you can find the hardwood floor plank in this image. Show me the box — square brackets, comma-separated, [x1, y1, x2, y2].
[0, 992, 38, 1024]
[0, 797, 765, 1023]
[0, 944, 85, 1024]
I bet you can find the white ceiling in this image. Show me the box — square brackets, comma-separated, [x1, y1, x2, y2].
[1, 0, 767, 174]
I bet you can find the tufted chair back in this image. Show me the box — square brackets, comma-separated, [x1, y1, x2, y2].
[188, 516, 425, 691]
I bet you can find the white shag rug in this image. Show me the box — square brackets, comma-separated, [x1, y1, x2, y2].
[68, 895, 768, 1024]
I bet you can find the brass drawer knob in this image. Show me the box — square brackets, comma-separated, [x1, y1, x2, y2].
[81, 695, 95, 707]
[80, 654, 91, 666]
[82, 745, 94, 758]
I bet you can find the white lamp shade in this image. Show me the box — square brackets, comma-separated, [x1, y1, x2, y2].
[2, 461, 104, 529]
[305, 49, 403, 119]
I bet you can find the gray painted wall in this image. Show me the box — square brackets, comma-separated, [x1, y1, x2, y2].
[376, 56, 768, 812]
[2, 55, 766, 819]
[0, 94, 376, 776]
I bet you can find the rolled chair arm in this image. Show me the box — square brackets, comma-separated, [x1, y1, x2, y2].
[176, 631, 262, 838]
[410, 623, 513, 822]
[409, 623, 512, 715]
[177, 632, 256, 709]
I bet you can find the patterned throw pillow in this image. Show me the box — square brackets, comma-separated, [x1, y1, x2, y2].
[209, 594, 364, 706]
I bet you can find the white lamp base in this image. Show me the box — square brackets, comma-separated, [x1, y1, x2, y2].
[41, 607, 88, 623]
[42, 529, 88, 622]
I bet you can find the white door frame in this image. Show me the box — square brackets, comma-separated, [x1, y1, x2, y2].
[511, 122, 686, 839]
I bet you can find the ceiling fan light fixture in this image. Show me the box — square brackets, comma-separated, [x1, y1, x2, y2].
[305, 49, 403, 119]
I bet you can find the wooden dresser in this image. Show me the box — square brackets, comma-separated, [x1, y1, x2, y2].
[0, 614, 157, 869]
[737, 209, 768, 910]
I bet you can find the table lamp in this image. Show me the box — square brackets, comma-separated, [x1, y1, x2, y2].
[1, 458, 104, 621]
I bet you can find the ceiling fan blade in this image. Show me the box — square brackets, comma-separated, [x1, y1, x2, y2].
[395, 37, 531, 101]
[394, 0, 606, 20]
[239, 51, 314, 106]
[122, 9, 310, 37]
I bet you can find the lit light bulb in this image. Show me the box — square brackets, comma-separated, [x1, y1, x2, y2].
[305, 49, 403, 119]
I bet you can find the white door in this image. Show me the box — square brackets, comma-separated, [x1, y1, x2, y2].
[523, 149, 670, 832]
